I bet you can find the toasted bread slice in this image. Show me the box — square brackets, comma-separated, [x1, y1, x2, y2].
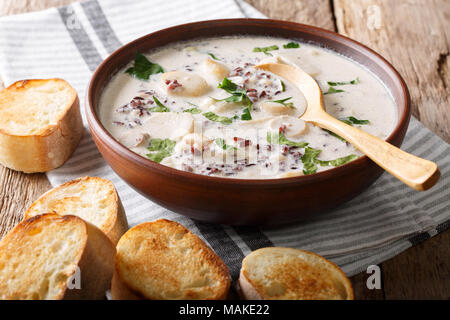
[111, 219, 230, 300]
[239, 247, 353, 300]
[0, 79, 83, 173]
[24, 176, 128, 245]
[0, 214, 115, 300]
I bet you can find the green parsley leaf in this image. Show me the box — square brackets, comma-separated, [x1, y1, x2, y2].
[207, 52, 220, 60]
[183, 107, 202, 114]
[215, 138, 237, 150]
[241, 107, 252, 120]
[301, 147, 322, 175]
[340, 116, 370, 125]
[202, 112, 233, 125]
[253, 45, 279, 56]
[125, 52, 164, 80]
[183, 102, 202, 114]
[323, 129, 347, 142]
[327, 77, 360, 86]
[315, 154, 359, 167]
[323, 117, 370, 141]
[267, 132, 308, 148]
[324, 87, 345, 95]
[215, 78, 253, 108]
[146, 138, 176, 163]
[271, 97, 295, 109]
[222, 93, 252, 107]
[217, 77, 238, 93]
[280, 80, 286, 92]
[149, 96, 170, 112]
[301, 147, 359, 174]
[283, 42, 300, 49]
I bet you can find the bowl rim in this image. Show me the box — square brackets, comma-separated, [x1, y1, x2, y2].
[86, 18, 411, 187]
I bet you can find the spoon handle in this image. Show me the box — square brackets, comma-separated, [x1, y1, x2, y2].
[310, 111, 440, 191]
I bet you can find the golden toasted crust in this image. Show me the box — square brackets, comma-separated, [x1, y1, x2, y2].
[239, 247, 354, 300]
[111, 219, 230, 300]
[24, 176, 128, 245]
[0, 213, 116, 300]
[0, 79, 83, 173]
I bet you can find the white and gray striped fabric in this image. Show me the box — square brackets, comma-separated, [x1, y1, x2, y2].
[0, 0, 448, 279]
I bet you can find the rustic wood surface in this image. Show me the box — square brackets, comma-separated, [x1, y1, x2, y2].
[0, 0, 448, 299]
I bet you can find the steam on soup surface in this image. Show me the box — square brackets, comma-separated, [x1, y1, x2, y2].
[99, 36, 397, 179]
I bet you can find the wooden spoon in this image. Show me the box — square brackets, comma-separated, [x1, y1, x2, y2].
[255, 63, 440, 191]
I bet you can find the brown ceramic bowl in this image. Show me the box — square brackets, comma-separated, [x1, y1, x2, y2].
[86, 19, 410, 225]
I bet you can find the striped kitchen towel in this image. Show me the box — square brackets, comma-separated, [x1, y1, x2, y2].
[0, 0, 448, 280]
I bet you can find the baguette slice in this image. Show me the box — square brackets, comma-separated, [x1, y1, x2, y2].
[0, 214, 115, 300]
[24, 176, 128, 245]
[0, 79, 83, 173]
[111, 219, 230, 300]
[239, 247, 354, 300]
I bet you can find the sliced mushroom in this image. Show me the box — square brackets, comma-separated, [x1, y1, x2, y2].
[210, 100, 242, 113]
[142, 112, 194, 141]
[161, 71, 209, 97]
[269, 153, 287, 163]
[202, 59, 230, 80]
[261, 101, 296, 116]
[175, 133, 212, 154]
[239, 117, 272, 127]
[160, 156, 177, 168]
[268, 115, 308, 138]
[280, 171, 304, 178]
[118, 131, 149, 148]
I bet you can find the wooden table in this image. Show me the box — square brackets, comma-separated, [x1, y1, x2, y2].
[0, 0, 448, 299]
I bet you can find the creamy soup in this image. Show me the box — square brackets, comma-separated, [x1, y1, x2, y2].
[99, 36, 397, 179]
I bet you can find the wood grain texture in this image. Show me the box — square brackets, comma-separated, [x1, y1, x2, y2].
[333, 0, 450, 143]
[0, 0, 448, 300]
[333, 0, 450, 299]
[245, 0, 335, 30]
[382, 231, 450, 299]
[0, 170, 51, 238]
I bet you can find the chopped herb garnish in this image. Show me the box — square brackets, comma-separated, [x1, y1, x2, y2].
[283, 42, 300, 49]
[215, 77, 252, 109]
[271, 97, 295, 109]
[301, 147, 322, 175]
[183, 102, 202, 113]
[323, 116, 370, 142]
[217, 77, 238, 92]
[149, 96, 170, 112]
[324, 87, 345, 95]
[301, 147, 358, 174]
[241, 107, 252, 120]
[323, 129, 347, 142]
[146, 138, 176, 163]
[280, 80, 286, 92]
[340, 116, 370, 125]
[327, 77, 360, 86]
[267, 132, 308, 148]
[203, 112, 233, 125]
[215, 138, 237, 151]
[207, 52, 220, 60]
[253, 45, 279, 56]
[125, 52, 164, 80]
[315, 154, 359, 167]
[183, 107, 202, 114]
